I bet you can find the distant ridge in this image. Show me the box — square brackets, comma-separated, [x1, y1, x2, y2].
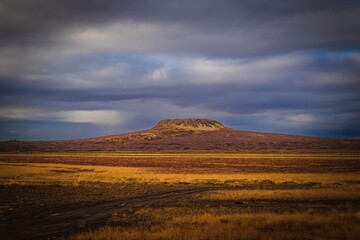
[1, 118, 360, 153]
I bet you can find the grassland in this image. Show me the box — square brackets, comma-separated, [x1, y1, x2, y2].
[70, 210, 360, 240]
[1, 162, 360, 186]
[1, 152, 359, 174]
[0, 153, 359, 239]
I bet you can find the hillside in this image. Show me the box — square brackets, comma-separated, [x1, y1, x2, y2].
[1, 118, 359, 153]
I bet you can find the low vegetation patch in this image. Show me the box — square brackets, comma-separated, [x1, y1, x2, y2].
[1, 162, 359, 186]
[70, 210, 360, 240]
[204, 188, 360, 200]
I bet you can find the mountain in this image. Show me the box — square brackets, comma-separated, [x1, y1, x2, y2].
[104, 118, 228, 141]
[1, 118, 360, 153]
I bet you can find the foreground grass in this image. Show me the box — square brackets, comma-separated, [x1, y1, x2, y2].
[204, 188, 360, 200]
[1, 158, 359, 240]
[1, 162, 359, 186]
[70, 210, 360, 240]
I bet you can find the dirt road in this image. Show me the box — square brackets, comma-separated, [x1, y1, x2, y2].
[1, 186, 222, 240]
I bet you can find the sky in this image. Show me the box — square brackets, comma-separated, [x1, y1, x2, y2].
[0, 0, 360, 140]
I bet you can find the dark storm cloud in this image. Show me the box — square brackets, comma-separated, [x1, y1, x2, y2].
[1, 0, 359, 56]
[2, 52, 359, 113]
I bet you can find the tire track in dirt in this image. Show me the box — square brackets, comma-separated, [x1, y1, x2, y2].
[2, 186, 225, 240]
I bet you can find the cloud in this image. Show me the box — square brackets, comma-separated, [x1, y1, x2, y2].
[1, 1, 359, 57]
[0, 108, 129, 126]
[286, 114, 318, 125]
[56, 110, 129, 126]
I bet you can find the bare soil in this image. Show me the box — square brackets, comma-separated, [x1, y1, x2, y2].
[0, 184, 219, 240]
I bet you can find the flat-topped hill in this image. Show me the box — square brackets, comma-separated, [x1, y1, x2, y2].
[1, 118, 360, 153]
[153, 118, 227, 132]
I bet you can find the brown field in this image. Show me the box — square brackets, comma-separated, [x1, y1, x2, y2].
[1, 152, 360, 173]
[1, 153, 360, 239]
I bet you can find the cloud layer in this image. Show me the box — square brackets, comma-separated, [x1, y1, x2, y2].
[0, 0, 359, 140]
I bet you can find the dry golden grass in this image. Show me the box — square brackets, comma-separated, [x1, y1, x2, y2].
[70, 210, 360, 240]
[1, 162, 359, 186]
[1, 154, 359, 240]
[204, 188, 360, 200]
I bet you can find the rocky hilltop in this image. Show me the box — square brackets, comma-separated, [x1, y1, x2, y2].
[153, 118, 227, 132]
[117, 118, 228, 141]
